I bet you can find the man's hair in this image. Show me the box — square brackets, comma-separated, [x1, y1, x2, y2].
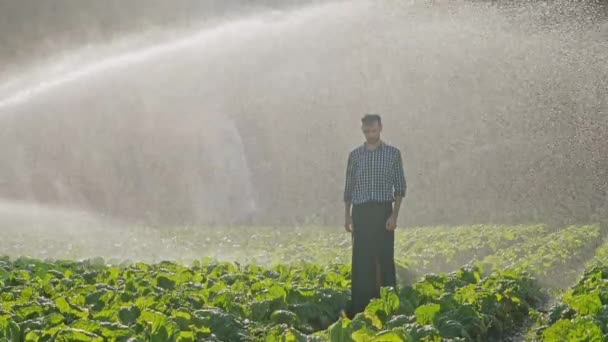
[361, 113, 382, 126]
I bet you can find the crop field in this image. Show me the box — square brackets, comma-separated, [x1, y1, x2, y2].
[0, 224, 606, 341]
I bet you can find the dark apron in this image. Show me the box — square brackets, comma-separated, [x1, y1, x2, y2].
[348, 201, 396, 318]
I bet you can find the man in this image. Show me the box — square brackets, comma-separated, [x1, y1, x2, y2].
[343, 114, 407, 318]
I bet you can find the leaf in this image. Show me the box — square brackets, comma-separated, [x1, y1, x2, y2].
[360, 288, 400, 330]
[177, 330, 195, 342]
[188, 324, 211, 340]
[118, 305, 141, 325]
[258, 284, 287, 302]
[172, 309, 192, 330]
[192, 308, 246, 341]
[0, 267, 9, 282]
[24, 330, 43, 342]
[415, 304, 441, 325]
[92, 309, 118, 322]
[135, 295, 157, 311]
[98, 322, 135, 340]
[563, 292, 602, 316]
[250, 300, 272, 321]
[364, 299, 386, 329]
[150, 325, 169, 342]
[351, 325, 377, 342]
[139, 309, 167, 333]
[266, 327, 308, 342]
[265, 324, 286, 342]
[0, 316, 20, 342]
[55, 297, 89, 319]
[270, 310, 299, 326]
[42, 313, 64, 328]
[84, 290, 106, 307]
[327, 318, 352, 342]
[14, 302, 43, 322]
[54, 328, 104, 342]
[543, 318, 603, 342]
[371, 331, 405, 342]
[105, 267, 121, 286]
[436, 320, 471, 340]
[18, 287, 34, 303]
[156, 274, 176, 291]
[385, 315, 411, 329]
[403, 323, 439, 341]
[398, 287, 418, 315]
[70, 319, 102, 333]
[380, 287, 400, 314]
[18, 318, 43, 333]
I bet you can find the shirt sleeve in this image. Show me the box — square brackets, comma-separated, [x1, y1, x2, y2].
[393, 150, 407, 197]
[343, 152, 355, 203]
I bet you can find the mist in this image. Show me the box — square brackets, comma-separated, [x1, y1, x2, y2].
[0, 0, 606, 234]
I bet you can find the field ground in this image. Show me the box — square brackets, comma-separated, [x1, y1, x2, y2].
[1, 223, 607, 341]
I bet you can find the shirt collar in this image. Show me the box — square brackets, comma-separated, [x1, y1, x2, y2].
[363, 140, 385, 151]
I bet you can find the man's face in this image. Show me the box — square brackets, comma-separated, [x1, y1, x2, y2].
[362, 121, 382, 144]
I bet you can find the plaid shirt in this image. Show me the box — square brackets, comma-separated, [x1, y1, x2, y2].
[343, 142, 406, 205]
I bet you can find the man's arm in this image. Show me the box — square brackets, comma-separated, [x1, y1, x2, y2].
[392, 196, 403, 218]
[345, 201, 353, 232]
[344, 153, 354, 232]
[387, 150, 406, 231]
[393, 149, 407, 201]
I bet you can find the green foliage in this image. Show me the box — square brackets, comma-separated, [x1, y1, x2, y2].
[1, 224, 605, 340]
[535, 235, 608, 341]
[0, 257, 352, 341]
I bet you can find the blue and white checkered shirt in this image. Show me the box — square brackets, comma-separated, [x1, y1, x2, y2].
[343, 142, 407, 205]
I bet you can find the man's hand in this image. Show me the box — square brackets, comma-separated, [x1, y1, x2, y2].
[345, 215, 353, 233]
[386, 214, 397, 231]
[344, 202, 353, 233]
[387, 197, 403, 232]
